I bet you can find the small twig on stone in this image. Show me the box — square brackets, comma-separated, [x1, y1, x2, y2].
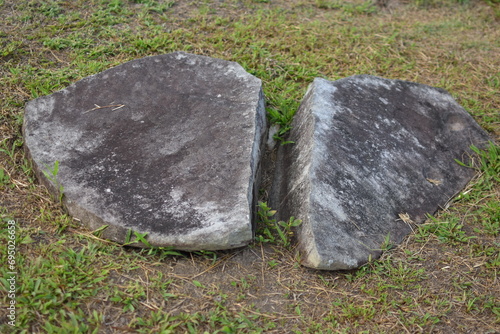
[84, 103, 126, 113]
[426, 178, 442, 185]
[398, 213, 415, 232]
[349, 219, 361, 230]
[111, 105, 125, 111]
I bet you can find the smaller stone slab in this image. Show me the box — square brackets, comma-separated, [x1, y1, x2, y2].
[272, 75, 492, 270]
[24, 52, 266, 250]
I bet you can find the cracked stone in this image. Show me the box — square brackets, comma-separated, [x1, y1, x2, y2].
[24, 52, 266, 250]
[272, 75, 492, 270]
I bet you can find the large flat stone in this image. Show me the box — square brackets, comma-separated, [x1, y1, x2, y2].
[272, 75, 492, 270]
[24, 52, 266, 250]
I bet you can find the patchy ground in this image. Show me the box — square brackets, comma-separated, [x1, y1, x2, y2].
[0, 0, 499, 333]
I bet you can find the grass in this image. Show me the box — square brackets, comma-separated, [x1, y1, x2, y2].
[255, 202, 302, 248]
[0, 0, 499, 333]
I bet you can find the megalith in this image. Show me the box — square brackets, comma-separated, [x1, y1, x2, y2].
[24, 52, 267, 250]
[272, 75, 492, 270]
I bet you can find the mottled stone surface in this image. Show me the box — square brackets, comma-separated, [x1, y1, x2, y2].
[272, 75, 491, 270]
[24, 52, 266, 250]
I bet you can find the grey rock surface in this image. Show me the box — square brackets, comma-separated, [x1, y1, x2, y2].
[24, 52, 266, 250]
[272, 75, 492, 270]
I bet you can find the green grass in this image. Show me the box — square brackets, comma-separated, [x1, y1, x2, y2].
[255, 201, 302, 248]
[0, 0, 499, 332]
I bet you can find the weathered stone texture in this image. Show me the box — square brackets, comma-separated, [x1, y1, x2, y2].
[24, 52, 266, 250]
[272, 75, 492, 270]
